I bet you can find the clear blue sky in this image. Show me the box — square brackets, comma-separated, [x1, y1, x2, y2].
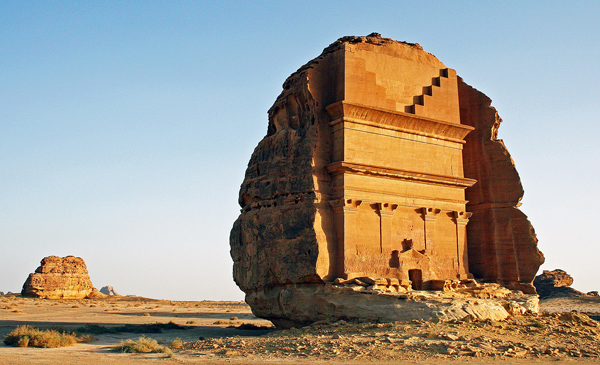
[1, 1, 599, 300]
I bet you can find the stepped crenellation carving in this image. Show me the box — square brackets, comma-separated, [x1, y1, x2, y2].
[405, 68, 461, 124]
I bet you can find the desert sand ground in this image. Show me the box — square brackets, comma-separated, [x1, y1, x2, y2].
[1, 294, 600, 364]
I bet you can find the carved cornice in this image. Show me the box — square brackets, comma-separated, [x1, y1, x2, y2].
[326, 101, 474, 144]
[326, 161, 477, 189]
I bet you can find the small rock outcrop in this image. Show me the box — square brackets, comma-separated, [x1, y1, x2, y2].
[535, 269, 574, 288]
[21, 256, 95, 299]
[534, 269, 584, 299]
[100, 286, 120, 296]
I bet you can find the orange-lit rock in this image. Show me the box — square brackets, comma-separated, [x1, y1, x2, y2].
[459, 81, 544, 293]
[21, 256, 95, 299]
[231, 34, 543, 327]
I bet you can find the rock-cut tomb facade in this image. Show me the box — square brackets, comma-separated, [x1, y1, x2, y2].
[230, 34, 544, 326]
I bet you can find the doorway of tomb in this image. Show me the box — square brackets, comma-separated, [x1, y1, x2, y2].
[409, 269, 422, 290]
[389, 250, 400, 268]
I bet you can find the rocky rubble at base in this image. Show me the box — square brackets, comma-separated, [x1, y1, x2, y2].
[248, 280, 539, 328]
[333, 276, 513, 298]
[184, 312, 600, 360]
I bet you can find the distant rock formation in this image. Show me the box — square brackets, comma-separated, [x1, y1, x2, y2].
[21, 256, 95, 299]
[534, 269, 585, 299]
[230, 33, 543, 328]
[100, 286, 120, 296]
[535, 269, 574, 288]
[87, 288, 108, 298]
[0, 291, 4, 295]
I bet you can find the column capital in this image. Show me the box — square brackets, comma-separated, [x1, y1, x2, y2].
[329, 198, 363, 214]
[421, 207, 441, 222]
[377, 202, 398, 218]
[452, 211, 473, 226]
[453, 211, 473, 226]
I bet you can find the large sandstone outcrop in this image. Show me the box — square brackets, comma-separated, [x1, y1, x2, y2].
[459, 82, 544, 293]
[21, 256, 95, 299]
[231, 34, 544, 327]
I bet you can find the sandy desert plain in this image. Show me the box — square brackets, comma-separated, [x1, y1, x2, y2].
[1, 293, 600, 364]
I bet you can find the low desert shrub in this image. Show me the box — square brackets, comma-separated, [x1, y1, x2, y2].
[113, 336, 173, 357]
[3, 325, 90, 348]
[169, 337, 183, 349]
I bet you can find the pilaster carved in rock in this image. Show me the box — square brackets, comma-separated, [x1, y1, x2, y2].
[421, 207, 440, 252]
[329, 199, 363, 275]
[377, 202, 398, 253]
[453, 211, 473, 279]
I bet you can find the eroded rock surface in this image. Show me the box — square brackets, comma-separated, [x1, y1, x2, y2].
[231, 33, 543, 327]
[21, 256, 95, 299]
[459, 82, 544, 293]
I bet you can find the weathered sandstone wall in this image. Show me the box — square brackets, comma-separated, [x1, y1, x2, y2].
[21, 256, 95, 299]
[458, 81, 544, 293]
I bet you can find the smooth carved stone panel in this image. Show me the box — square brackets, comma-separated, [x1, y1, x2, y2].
[344, 42, 448, 112]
